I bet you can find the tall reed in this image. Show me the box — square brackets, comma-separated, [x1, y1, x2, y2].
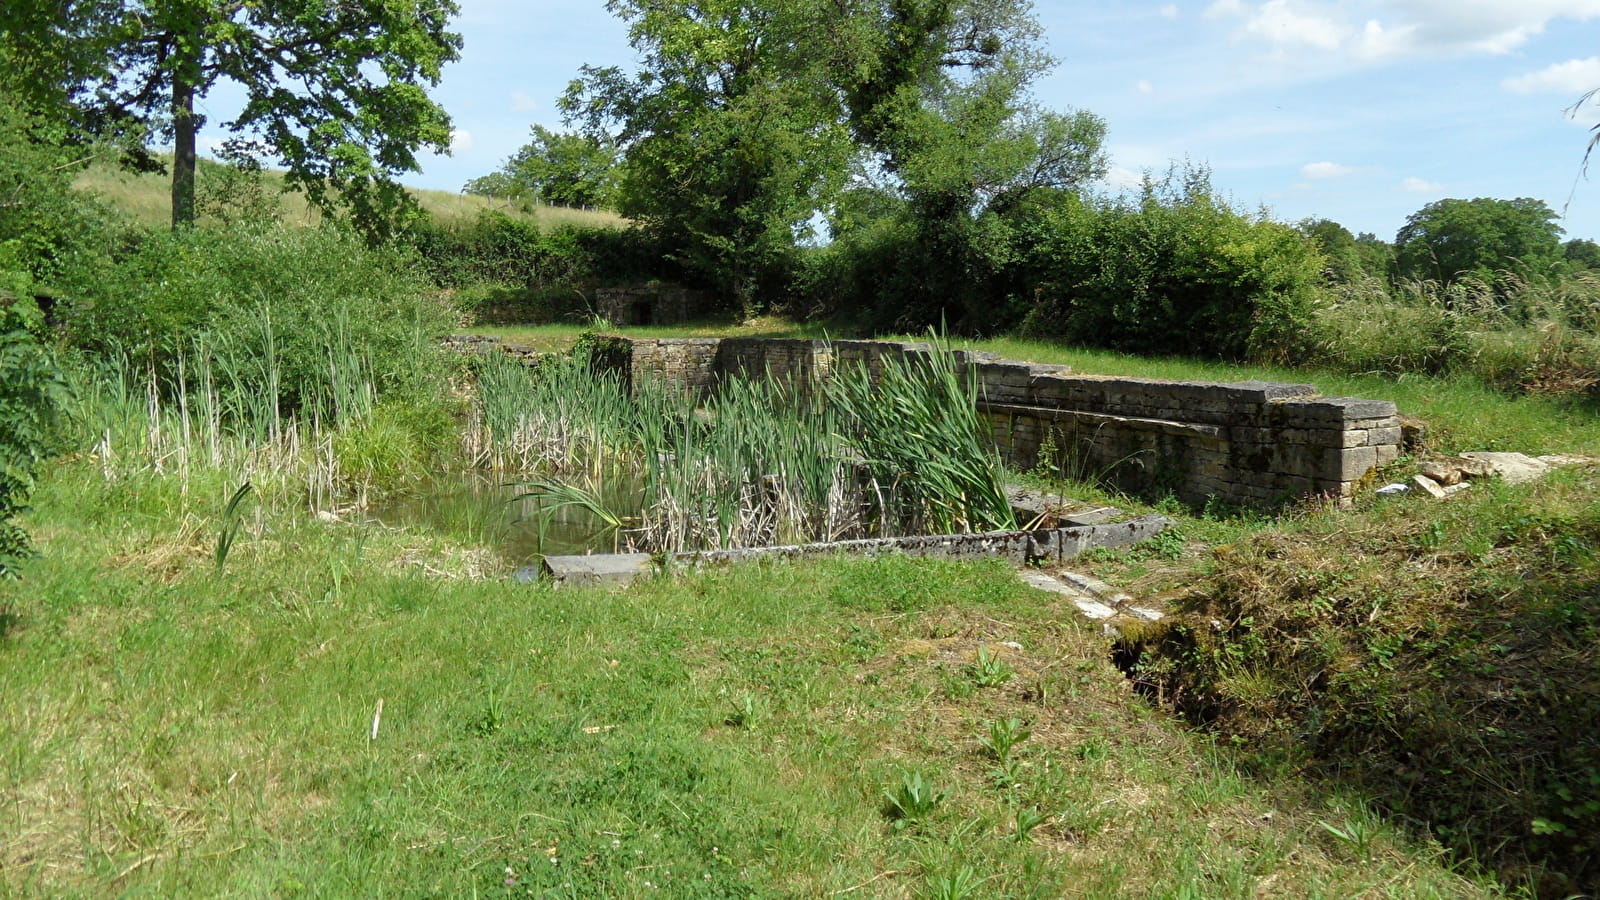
[467, 339, 1015, 553]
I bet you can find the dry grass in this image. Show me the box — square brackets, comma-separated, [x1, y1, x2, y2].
[72, 159, 625, 230]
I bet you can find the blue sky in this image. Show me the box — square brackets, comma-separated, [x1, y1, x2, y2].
[199, 1, 1600, 242]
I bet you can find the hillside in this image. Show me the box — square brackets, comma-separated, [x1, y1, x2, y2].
[73, 157, 626, 231]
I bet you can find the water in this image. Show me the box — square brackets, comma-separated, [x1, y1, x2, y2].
[369, 472, 645, 567]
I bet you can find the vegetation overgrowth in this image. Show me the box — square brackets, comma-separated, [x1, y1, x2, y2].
[4, 5, 1600, 890]
[2, 468, 1513, 898]
[469, 340, 1014, 552]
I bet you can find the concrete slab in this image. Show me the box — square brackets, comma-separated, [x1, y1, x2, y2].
[541, 553, 654, 586]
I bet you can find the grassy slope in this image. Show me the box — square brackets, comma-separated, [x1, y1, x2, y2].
[73, 160, 625, 231]
[0, 465, 1500, 898]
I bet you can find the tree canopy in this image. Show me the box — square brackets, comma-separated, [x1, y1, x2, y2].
[464, 125, 620, 210]
[559, 0, 1105, 318]
[3, 0, 462, 236]
[1394, 197, 1564, 287]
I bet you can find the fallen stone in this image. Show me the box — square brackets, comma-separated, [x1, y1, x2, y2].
[1017, 571, 1118, 619]
[541, 553, 654, 586]
[1411, 473, 1450, 499]
[1419, 460, 1462, 486]
[1376, 482, 1411, 495]
[1459, 451, 1553, 485]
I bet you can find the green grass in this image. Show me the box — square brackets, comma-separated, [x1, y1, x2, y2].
[0, 462, 1506, 898]
[73, 159, 625, 231]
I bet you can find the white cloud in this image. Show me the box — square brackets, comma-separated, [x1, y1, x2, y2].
[1505, 57, 1600, 94]
[1402, 176, 1443, 193]
[1136, 79, 1155, 94]
[1160, 4, 1180, 18]
[449, 129, 474, 153]
[511, 91, 540, 112]
[1301, 160, 1355, 178]
[1244, 0, 1349, 50]
[1215, 1, 1600, 62]
[1104, 166, 1146, 189]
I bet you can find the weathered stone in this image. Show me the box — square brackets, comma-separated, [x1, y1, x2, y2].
[541, 553, 655, 586]
[1419, 459, 1463, 485]
[1460, 451, 1553, 485]
[1411, 473, 1450, 499]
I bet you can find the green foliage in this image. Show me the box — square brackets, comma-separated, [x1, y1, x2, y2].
[564, 0, 855, 314]
[331, 394, 458, 493]
[0, 291, 65, 576]
[65, 222, 454, 423]
[1297, 218, 1394, 284]
[464, 125, 620, 209]
[404, 213, 676, 324]
[883, 770, 948, 826]
[212, 481, 253, 573]
[0, 254, 67, 578]
[969, 646, 1015, 688]
[0, 96, 120, 297]
[26, 0, 460, 236]
[1145, 478, 1600, 892]
[1394, 197, 1565, 292]
[1018, 167, 1326, 362]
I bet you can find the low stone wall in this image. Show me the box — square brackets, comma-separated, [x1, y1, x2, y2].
[603, 336, 1403, 508]
[537, 514, 1172, 586]
[452, 333, 1404, 508]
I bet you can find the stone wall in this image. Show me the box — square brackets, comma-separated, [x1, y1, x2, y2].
[597, 336, 1403, 509]
[595, 283, 707, 326]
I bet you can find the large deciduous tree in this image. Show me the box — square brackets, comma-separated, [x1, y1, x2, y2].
[562, 0, 1103, 321]
[562, 0, 854, 314]
[8, 0, 461, 236]
[1394, 197, 1564, 288]
[464, 125, 620, 209]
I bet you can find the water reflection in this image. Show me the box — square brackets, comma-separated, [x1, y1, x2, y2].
[369, 472, 645, 567]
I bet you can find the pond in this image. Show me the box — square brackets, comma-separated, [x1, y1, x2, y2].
[368, 472, 645, 567]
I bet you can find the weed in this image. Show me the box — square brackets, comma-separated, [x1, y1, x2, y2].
[723, 692, 764, 730]
[978, 717, 1032, 764]
[970, 646, 1014, 688]
[1013, 806, 1049, 844]
[884, 771, 948, 828]
[921, 865, 986, 900]
[213, 481, 253, 573]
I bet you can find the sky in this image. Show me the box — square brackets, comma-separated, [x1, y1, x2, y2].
[197, 0, 1600, 242]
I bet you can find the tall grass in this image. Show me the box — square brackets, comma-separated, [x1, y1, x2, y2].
[1313, 271, 1600, 393]
[466, 343, 1015, 553]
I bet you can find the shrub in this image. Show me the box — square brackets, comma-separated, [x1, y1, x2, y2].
[64, 222, 456, 425]
[1019, 170, 1325, 362]
[0, 253, 66, 577]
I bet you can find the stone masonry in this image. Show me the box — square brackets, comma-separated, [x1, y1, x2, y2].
[458, 334, 1404, 509]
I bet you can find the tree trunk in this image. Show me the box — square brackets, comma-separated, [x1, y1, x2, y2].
[170, 40, 201, 228]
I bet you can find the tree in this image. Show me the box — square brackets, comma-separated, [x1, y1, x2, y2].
[562, 0, 854, 314]
[817, 0, 1107, 331]
[1298, 218, 1393, 283]
[1394, 197, 1564, 287]
[11, 0, 461, 235]
[464, 125, 620, 209]
[1564, 237, 1600, 272]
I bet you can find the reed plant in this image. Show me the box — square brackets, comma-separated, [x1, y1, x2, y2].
[467, 339, 1015, 553]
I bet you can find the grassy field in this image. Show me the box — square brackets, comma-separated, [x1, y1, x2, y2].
[73, 159, 625, 231]
[0, 458, 1506, 898]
